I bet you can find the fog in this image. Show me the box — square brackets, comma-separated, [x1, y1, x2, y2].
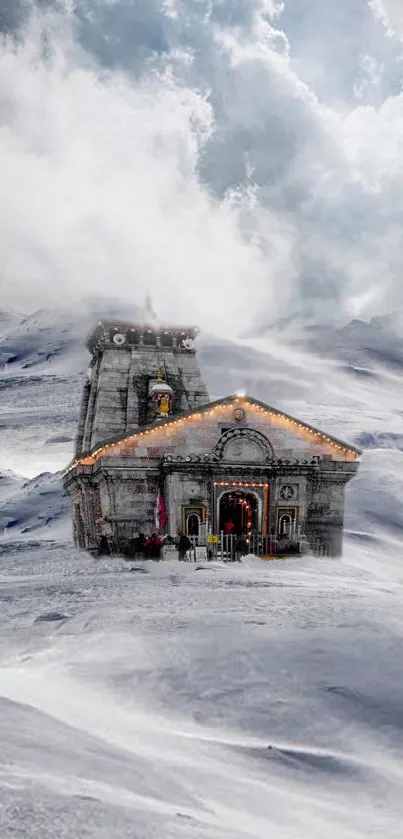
[1, 1, 403, 336]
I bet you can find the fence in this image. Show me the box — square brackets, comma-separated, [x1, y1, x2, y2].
[308, 538, 332, 557]
[111, 527, 329, 560]
[186, 531, 302, 561]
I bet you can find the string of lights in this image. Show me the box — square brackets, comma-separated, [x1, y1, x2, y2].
[214, 481, 268, 487]
[64, 396, 359, 476]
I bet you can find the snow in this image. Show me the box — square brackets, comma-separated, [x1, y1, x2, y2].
[0, 471, 70, 542]
[1, 306, 403, 837]
[0, 549, 402, 837]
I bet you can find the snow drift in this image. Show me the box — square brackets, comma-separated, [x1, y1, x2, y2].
[1, 306, 403, 838]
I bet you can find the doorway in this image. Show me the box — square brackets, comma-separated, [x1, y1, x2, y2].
[183, 505, 206, 537]
[276, 506, 297, 538]
[219, 490, 259, 536]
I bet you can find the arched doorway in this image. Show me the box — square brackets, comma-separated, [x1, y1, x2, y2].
[187, 513, 200, 537]
[278, 512, 292, 537]
[219, 490, 259, 536]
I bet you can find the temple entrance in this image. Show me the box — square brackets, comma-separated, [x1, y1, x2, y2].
[219, 490, 259, 536]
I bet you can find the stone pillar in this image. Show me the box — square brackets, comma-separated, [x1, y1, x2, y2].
[82, 355, 101, 453]
[166, 473, 179, 535]
[91, 348, 131, 447]
[75, 381, 90, 456]
[126, 350, 140, 432]
[305, 465, 356, 556]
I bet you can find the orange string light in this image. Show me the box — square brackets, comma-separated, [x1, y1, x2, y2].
[214, 482, 268, 487]
[64, 396, 358, 475]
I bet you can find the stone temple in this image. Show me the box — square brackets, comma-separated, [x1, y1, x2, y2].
[64, 318, 360, 557]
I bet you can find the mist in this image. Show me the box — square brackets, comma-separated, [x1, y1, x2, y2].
[1, 1, 403, 336]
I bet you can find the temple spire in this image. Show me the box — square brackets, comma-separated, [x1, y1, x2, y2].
[145, 293, 157, 321]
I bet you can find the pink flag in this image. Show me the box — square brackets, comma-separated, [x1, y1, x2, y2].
[155, 488, 167, 530]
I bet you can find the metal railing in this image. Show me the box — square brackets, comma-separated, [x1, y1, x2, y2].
[309, 538, 331, 557]
[112, 526, 328, 560]
[185, 530, 302, 560]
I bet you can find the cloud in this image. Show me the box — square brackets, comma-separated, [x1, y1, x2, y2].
[0, 9, 281, 335]
[1, 1, 403, 334]
[369, 0, 403, 39]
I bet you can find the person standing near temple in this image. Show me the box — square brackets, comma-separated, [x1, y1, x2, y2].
[98, 535, 111, 557]
[144, 533, 163, 560]
[234, 533, 248, 562]
[176, 530, 191, 560]
[224, 520, 235, 535]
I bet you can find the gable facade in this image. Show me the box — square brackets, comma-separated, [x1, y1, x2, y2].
[65, 389, 359, 557]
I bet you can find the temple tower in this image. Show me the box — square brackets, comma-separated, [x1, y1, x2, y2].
[75, 319, 210, 456]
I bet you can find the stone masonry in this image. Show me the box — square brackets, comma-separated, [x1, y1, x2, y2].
[65, 319, 361, 557]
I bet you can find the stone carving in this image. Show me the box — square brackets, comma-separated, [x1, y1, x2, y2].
[223, 437, 265, 463]
[280, 484, 295, 500]
[308, 502, 331, 516]
[162, 453, 321, 467]
[214, 428, 274, 462]
[163, 453, 219, 463]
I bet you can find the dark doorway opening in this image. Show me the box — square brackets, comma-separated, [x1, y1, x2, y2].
[187, 513, 200, 536]
[127, 329, 139, 345]
[143, 330, 157, 346]
[161, 332, 174, 347]
[219, 490, 259, 536]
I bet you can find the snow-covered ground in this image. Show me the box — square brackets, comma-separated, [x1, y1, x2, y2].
[1, 306, 403, 837]
[0, 547, 402, 838]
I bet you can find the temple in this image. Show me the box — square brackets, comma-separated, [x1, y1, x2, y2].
[64, 318, 361, 557]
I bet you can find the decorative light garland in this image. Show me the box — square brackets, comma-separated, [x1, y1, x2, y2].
[214, 481, 268, 487]
[64, 396, 359, 476]
[106, 322, 197, 336]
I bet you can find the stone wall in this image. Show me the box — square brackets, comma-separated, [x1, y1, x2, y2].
[91, 466, 160, 545]
[304, 464, 353, 555]
[69, 480, 102, 552]
[78, 343, 210, 454]
[101, 403, 355, 464]
[67, 399, 359, 555]
[166, 472, 210, 534]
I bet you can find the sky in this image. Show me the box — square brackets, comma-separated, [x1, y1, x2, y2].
[1, 1, 403, 335]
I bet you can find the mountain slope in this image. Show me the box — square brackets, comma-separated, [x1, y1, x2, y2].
[1, 304, 403, 550]
[1, 307, 403, 838]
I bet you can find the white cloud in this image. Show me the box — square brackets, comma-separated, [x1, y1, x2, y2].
[369, 0, 403, 39]
[2, 2, 403, 333]
[0, 12, 288, 335]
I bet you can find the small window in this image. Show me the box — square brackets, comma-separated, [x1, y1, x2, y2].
[143, 330, 157, 346]
[279, 514, 292, 536]
[276, 506, 297, 539]
[127, 330, 139, 345]
[187, 513, 200, 537]
[160, 332, 173, 348]
[183, 505, 205, 537]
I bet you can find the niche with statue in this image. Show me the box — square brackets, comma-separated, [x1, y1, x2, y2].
[149, 370, 173, 419]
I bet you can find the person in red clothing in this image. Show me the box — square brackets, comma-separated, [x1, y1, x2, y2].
[144, 533, 163, 559]
[224, 520, 235, 535]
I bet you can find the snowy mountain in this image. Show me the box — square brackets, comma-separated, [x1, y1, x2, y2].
[0, 469, 23, 502]
[0, 300, 147, 477]
[1, 306, 403, 837]
[254, 311, 403, 373]
[0, 470, 70, 544]
[1, 304, 403, 544]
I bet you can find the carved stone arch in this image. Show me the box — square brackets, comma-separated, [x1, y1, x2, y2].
[213, 427, 274, 463]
